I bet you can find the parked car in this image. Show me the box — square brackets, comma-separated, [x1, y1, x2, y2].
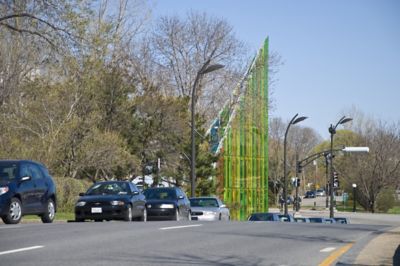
[143, 187, 191, 221]
[74, 181, 146, 222]
[189, 197, 230, 221]
[294, 217, 310, 223]
[248, 213, 295, 222]
[333, 217, 350, 224]
[278, 214, 295, 222]
[0, 160, 57, 224]
[325, 218, 337, 224]
[304, 191, 316, 198]
[248, 212, 281, 222]
[309, 217, 335, 224]
[316, 189, 326, 197]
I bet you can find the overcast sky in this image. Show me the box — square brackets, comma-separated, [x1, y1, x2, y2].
[150, 0, 400, 139]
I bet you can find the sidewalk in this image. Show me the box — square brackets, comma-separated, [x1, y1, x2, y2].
[354, 226, 400, 266]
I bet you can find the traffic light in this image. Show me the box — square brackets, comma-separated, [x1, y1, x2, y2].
[296, 162, 302, 174]
[296, 178, 301, 187]
[333, 172, 339, 188]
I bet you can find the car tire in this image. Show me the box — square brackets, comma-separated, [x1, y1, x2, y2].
[75, 217, 84, 222]
[2, 197, 22, 224]
[41, 199, 55, 223]
[124, 205, 132, 221]
[140, 208, 147, 222]
[219, 213, 222, 220]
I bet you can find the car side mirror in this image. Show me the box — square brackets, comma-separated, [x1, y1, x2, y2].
[79, 192, 85, 196]
[220, 204, 226, 208]
[178, 195, 184, 199]
[132, 191, 139, 195]
[20, 176, 31, 182]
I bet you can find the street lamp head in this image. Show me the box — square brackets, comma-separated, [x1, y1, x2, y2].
[292, 116, 308, 125]
[340, 117, 353, 125]
[352, 183, 357, 188]
[199, 64, 225, 75]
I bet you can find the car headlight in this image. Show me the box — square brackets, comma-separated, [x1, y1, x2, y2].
[0, 186, 9, 196]
[76, 201, 86, 207]
[160, 204, 174, 209]
[110, 200, 125, 206]
[204, 211, 217, 216]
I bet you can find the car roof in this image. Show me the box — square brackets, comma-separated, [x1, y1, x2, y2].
[0, 159, 43, 165]
[144, 187, 176, 191]
[94, 180, 130, 184]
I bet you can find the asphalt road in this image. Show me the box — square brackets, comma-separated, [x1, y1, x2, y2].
[0, 220, 392, 266]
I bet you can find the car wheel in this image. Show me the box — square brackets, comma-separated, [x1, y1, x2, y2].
[41, 199, 55, 223]
[94, 219, 103, 222]
[175, 208, 180, 221]
[219, 213, 222, 220]
[2, 198, 22, 224]
[140, 208, 147, 222]
[124, 205, 132, 221]
[75, 217, 84, 222]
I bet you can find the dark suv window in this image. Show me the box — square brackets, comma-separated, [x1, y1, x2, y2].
[29, 163, 44, 180]
[0, 163, 17, 181]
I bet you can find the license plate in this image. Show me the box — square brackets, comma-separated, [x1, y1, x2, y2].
[91, 207, 102, 213]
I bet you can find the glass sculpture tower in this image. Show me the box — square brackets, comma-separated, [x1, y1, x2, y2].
[211, 38, 269, 220]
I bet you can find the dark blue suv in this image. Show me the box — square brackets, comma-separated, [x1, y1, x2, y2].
[0, 160, 57, 224]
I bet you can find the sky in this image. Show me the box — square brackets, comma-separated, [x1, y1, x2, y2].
[150, 0, 400, 139]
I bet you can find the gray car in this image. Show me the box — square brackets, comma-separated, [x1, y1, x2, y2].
[190, 197, 230, 221]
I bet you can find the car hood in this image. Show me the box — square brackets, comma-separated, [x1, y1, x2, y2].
[77, 194, 129, 202]
[191, 206, 220, 212]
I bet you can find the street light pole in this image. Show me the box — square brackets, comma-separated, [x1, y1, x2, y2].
[283, 113, 308, 215]
[190, 63, 224, 198]
[352, 183, 357, 212]
[329, 116, 352, 218]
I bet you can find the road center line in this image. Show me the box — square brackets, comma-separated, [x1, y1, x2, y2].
[159, 224, 203, 230]
[320, 247, 336, 252]
[0, 246, 44, 256]
[319, 243, 353, 266]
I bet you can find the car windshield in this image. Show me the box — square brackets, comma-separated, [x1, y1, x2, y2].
[143, 189, 176, 200]
[0, 162, 18, 182]
[190, 198, 219, 207]
[86, 182, 129, 195]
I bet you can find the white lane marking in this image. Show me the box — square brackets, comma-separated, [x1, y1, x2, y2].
[159, 224, 203, 230]
[0, 246, 44, 256]
[320, 247, 336, 252]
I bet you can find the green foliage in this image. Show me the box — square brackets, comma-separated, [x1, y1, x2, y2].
[54, 176, 92, 213]
[376, 187, 396, 213]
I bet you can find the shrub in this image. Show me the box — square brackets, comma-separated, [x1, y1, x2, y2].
[376, 187, 396, 213]
[54, 177, 92, 213]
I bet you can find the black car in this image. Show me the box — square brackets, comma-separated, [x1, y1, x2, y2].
[304, 191, 316, 198]
[75, 181, 146, 222]
[248, 212, 280, 221]
[333, 217, 350, 224]
[0, 160, 57, 224]
[143, 187, 191, 221]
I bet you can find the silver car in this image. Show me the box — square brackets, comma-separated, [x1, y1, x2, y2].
[189, 197, 230, 221]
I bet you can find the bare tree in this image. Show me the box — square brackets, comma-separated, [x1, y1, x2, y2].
[341, 119, 400, 212]
[151, 11, 248, 122]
